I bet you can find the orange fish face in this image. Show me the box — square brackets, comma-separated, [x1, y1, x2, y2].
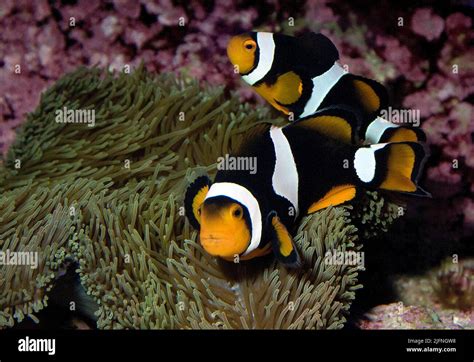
[226, 33, 258, 75]
[199, 197, 251, 258]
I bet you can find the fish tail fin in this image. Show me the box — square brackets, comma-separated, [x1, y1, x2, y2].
[354, 142, 430, 196]
[364, 116, 426, 144]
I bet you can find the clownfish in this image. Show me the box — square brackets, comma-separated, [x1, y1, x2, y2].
[185, 108, 429, 267]
[226, 31, 425, 145]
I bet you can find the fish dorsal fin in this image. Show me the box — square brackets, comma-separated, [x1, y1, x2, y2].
[383, 127, 426, 143]
[184, 175, 212, 229]
[385, 128, 420, 143]
[234, 122, 273, 154]
[351, 76, 388, 115]
[289, 107, 360, 144]
[296, 32, 339, 69]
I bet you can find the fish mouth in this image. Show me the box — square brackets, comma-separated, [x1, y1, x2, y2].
[199, 234, 236, 257]
[200, 235, 226, 246]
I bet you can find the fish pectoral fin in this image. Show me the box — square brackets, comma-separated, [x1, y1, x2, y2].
[307, 185, 357, 214]
[254, 72, 304, 114]
[184, 175, 212, 229]
[268, 212, 301, 267]
[290, 107, 359, 144]
[273, 71, 304, 105]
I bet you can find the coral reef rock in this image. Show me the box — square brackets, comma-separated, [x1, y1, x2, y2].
[360, 258, 474, 329]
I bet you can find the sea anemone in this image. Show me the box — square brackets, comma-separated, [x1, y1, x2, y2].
[0, 66, 400, 329]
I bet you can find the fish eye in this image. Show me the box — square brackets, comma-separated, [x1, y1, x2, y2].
[232, 206, 243, 218]
[243, 40, 256, 51]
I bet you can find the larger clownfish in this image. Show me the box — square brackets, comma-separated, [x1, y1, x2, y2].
[184, 108, 429, 267]
[226, 31, 425, 145]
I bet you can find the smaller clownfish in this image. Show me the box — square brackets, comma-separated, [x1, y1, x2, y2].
[226, 31, 425, 145]
[185, 108, 429, 267]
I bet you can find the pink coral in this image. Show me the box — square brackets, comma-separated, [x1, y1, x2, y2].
[445, 12, 472, 38]
[411, 8, 444, 41]
[375, 35, 427, 82]
[112, 0, 141, 19]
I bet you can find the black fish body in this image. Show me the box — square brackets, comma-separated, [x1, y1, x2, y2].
[185, 109, 429, 266]
[227, 31, 425, 145]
